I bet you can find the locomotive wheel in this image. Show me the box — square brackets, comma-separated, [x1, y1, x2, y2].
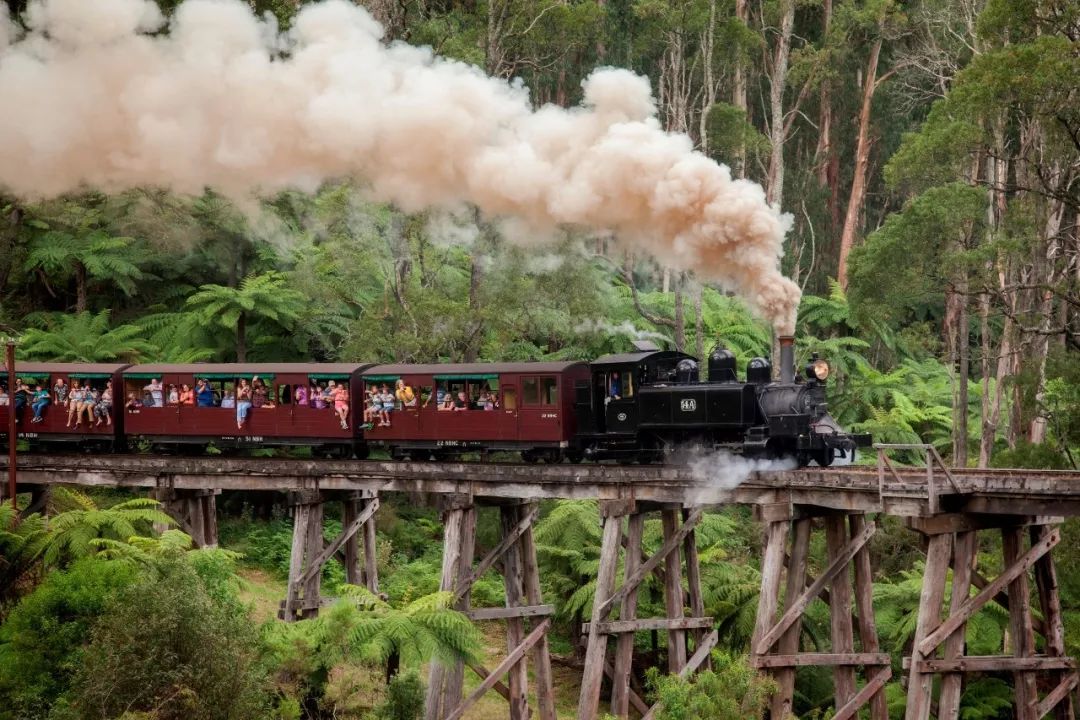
[813, 449, 834, 467]
[565, 450, 584, 464]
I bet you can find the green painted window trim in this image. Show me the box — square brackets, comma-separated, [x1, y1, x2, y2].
[68, 373, 112, 379]
[15, 374, 48, 382]
[308, 373, 350, 380]
[191, 373, 275, 381]
[434, 373, 499, 381]
[364, 375, 400, 382]
[124, 373, 162, 379]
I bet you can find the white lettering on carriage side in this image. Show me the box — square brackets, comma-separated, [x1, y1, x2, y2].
[680, 399, 697, 412]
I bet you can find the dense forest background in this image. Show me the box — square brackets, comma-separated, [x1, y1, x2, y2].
[2, 1, 1080, 719]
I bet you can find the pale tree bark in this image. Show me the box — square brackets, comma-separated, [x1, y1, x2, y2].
[837, 34, 885, 290]
[815, 0, 841, 232]
[698, 0, 718, 155]
[732, 0, 749, 178]
[765, 0, 795, 207]
[694, 282, 704, 361]
[979, 119, 1010, 466]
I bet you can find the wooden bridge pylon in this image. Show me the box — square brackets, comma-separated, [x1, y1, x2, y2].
[578, 499, 717, 720]
[903, 514, 1077, 720]
[750, 505, 891, 720]
[424, 494, 557, 720]
[280, 489, 380, 621]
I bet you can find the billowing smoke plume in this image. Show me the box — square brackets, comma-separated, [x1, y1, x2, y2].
[684, 449, 797, 504]
[0, 0, 801, 332]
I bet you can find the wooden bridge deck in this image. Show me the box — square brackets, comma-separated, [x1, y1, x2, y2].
[7, 452, 1080, 720]
[5, 453, 1080, 516]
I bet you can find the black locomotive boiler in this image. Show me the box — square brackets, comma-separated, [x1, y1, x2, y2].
[574, 337, 869, 466]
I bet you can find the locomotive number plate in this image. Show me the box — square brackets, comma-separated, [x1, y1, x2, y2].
[680, 399, 697, 412]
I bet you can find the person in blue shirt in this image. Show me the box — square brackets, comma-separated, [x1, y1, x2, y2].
[31, 385, 50, 423]
[609, 371, 622, 400]
[195, 379, 215, 407]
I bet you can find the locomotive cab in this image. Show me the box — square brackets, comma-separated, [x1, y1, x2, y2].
[579, 342, 694, 438]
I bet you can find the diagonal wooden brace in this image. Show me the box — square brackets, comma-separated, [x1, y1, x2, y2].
[596, 507, 704, 620]
[453, 504, 539, 604]
[640, 629, 719, 720]
[295, 497, 379, 588]
[444, 617, 552, 720]
[832, 666, 892, 720]
[916, 527, 1060, 657]
[1036, 672, 1078, 719]
[755, 520, 875, 656]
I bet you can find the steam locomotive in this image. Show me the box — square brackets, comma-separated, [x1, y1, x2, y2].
[576, 337, 868, 466]
[1, 337, 868, 467]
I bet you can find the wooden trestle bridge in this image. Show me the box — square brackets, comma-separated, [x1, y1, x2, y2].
[4, 447, 1080, 720]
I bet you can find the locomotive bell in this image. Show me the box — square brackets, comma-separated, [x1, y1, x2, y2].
[746, 357, 771, 384]
[707, 345, 736, 382]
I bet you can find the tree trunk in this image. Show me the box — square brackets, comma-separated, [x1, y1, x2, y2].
[815, 0, 841, 235]
[236, 311, 247, 363]
[694, 282, 704, 361]
[955, 289, 970, 465]
[674, 275, 685, 352]
[837, 34, 883, 290]
[75, 260, 88, 313]
[766, 0, 795, 206]
[732, 0, 749, 177]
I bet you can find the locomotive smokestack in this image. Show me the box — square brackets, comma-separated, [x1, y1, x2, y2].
[779, 336, 795, 384]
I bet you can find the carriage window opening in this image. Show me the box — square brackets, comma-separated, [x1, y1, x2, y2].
[278, 384, 292, 405]
[522, 377, 540, 406]
[503, 387, 517, 410]
[419, 385, 433, 407]
[541, 377, 558, 406]
[623, 372, 634, 398]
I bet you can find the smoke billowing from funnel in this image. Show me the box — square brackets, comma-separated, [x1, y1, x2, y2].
[0, 0, 801, 332]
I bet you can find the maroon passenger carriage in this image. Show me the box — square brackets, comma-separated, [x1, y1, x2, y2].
[121, 363, 373, 456]
[0, 363, 128, 450]
[360, 362, 590, 461]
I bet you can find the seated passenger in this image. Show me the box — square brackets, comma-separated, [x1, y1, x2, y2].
[125, 392, 142, 410]
[31, 385, 49, 423]
[144, 379, 164, 407]
[312, 383, 327, 410]
[363, 388, 379, 425]
[333, 384, 349, 430]
[179, 383, 194, 405]
[323, 381, 337, 408]
[220, 390, 236, 409]
[13, 381, 29, 424]
[235, 379, 253, 430]
[167, 384, 179, 405]
[66, 381, 83, 427]
[53, 377, 68, 406]
[252, 379, 268, 409]
[477, 389, 495, 411]
[79, 387, 99, 426]
[425, 386, 446, 408]
[378, 384, 394, 427]
[453, 390, 468, 411]
[0, 388, 7, 406]
[95, 381, 113, 426]
[438, 393, 454, 411]
[195, 379, 214, 407]
[294, 384, 308, 407]
[395, 379, 416, 408]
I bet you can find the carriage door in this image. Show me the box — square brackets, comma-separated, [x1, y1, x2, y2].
[604, 365, 638, 435]
[500, 380, 519, 441]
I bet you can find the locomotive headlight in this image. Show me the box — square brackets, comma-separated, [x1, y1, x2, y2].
[811, 359, 830, 381]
